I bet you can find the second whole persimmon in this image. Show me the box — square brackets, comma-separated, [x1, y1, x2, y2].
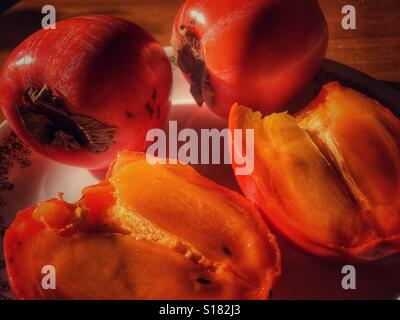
[171, 0, 328, 118]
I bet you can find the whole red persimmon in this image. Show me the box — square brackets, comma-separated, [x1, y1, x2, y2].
[0, 15, 172, 169]
[171, 0, 328, 118]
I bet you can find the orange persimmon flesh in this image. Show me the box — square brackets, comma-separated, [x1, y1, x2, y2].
[4, 151, 280, 300]
[229, 82, 400, 261]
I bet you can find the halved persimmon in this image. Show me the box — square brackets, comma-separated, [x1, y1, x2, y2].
[4, 151, 280, 300]
[229, 82, 400, 261]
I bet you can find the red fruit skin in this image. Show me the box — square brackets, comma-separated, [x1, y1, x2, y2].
[0, 15, 172, 169]
[172, 0, 328, 118]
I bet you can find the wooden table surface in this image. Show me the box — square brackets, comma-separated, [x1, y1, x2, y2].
[0, 0, 399, 121]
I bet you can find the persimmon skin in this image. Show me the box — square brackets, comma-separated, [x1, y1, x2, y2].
[229, 82, 400, 262]
[5, 151, 281, 300]
[0, 15, 172, 169]
[172, 0, 328, 118]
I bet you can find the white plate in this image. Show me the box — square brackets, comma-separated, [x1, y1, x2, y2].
[0, 48, 399, 300]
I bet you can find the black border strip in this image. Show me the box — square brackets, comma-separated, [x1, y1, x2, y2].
[0, 300, 398, 318]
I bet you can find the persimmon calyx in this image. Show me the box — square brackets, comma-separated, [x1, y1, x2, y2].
[177, 25, 215, 107]
[16, 84, 116, 153]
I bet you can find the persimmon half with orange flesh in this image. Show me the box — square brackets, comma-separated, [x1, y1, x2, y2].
[229, 82, 400, 261]
[4, 151, 281, 300]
